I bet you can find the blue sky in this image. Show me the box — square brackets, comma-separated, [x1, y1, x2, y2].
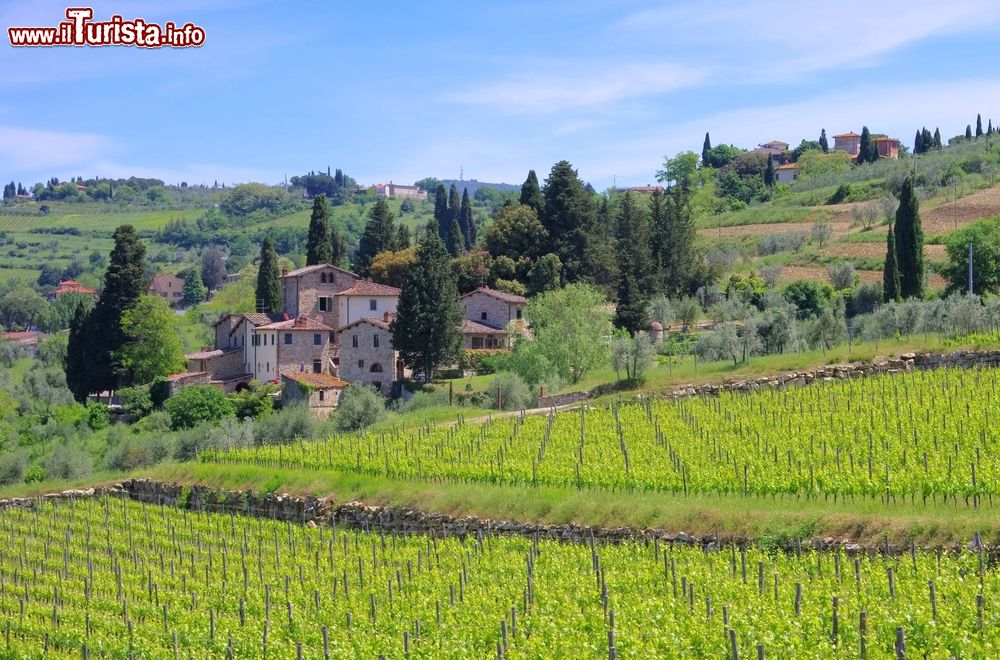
[3, 1, 1000, 189]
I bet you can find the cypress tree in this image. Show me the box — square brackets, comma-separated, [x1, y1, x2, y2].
[354, 199, 396, 277]
[459, 188, 475, 249]
[966, 124, 973, 140]
[702, 132, 712, 165]
[857, 126, 876, 164]
[764, 156, 775, 188]
[894, 177, 924, 299]
[613, 192, 655, 333]
[933, 127, 942, 149]
[433, 184, 449, 243]
[914, 130, 923, 155]
[330, 224, 347, 268]
[182, 267, 207, 307]
[65, 302, 93, 403]
[519, 170, 544, 216]
[883, 224, 901, 303]
[989, 119, 994, 135]
[585, 197, 619, 296]
[395, 224, 411, 250]
[306, 194, 332, 265]
[390, 224, 463, 380]
[540, 160, 597, 283]
[255, 237, 281, 314]
[976, 113, 983, 137]
[88, 225, 147, 392]
[447, 184, 461, 240]
[446, 217, 465, 257]
[819, 129, 829, 153]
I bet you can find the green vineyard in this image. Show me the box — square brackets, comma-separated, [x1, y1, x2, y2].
[205, 367, 1000, 502]
[0, 498, 997, 657]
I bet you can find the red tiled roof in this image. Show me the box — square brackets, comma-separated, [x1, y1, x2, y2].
[339, 316, 390, 331]
[762, 140, 789, 147]
[461, 319, 505, 335]
[259, 315, 335, 331]
[282, 264, 357, 278]
[874, 136, 899, 143]
[833, 132, 860, 138]
[281, 371, 349, 389]
[336, 281, 401, 297]
[229, 313, 277, 335]
[0, 331, 43, 344]
[460, 286, 527, 305]
[51, 280, 97, 296]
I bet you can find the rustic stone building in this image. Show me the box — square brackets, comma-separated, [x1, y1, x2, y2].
[459, 287, 526, 332]
[258, 315, 336, 377]
[281, 264, 359, 331]
[338, 316, 401, 396]
[281, 371, 348, 418]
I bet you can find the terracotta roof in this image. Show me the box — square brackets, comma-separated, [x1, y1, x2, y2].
[336, 281, 401, 297]
[874, 136, 899, 143]
[229, 313, 277, 335]
[258, 315, 335, 331]
[0, 331, 43, 344]
[340, 316, 390, 331]
[281, 371, 349, 389]
[460, 286, 527, 305]
[51, 280, 97, 296]
[282, 264, 357, 278]
[185, 349, 223, 360]
[461, 319, 505, 335]
[833, 132, 860, 138]
[762, 140, 789, 147]
[649, 320, 664, 330]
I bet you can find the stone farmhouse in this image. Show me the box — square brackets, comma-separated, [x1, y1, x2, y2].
[459, 286, 526, 348]
[149, 272, 184, 304]
[338, 315, 403, 396]
[281, 371, 348, 419]
[833, 131, 900, 160]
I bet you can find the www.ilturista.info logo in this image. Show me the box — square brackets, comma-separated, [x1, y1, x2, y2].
[8, 8, 205, 48]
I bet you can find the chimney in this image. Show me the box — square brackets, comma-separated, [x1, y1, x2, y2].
[383, 311, 393, 323]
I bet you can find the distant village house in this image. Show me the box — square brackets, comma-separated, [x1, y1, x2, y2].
[374, 182, 428, 201]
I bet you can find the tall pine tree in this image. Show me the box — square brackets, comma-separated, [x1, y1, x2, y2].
[894, 176, 924, 299]
[857, 126, 877, 164]
[933, 127, 942, 149]
[433, 184, 449, 243]
[447, 184, 461, 242]
[256, 237, 281, 314]
[306, 194, 332, 265]
[330, 224, 347, 268]
[519, 170, 543, 216]
[652, 185, 697, 296]
[459, 188, 475, 250]
[701, 132, 712, 165]
[613, 192, 655, 333]
[65, 302, 92, 403]
[966, 124, 973, 140]
[883, 224, 901, 303]
[914, 130, 924, 155]
[818, 129, 829, 153]
[976, 113, 984, 137]
[764, 156, 775, 188]
[354, 199, 396, 277]
[446, 217, 465, 257]
[390, 224, 463, 380]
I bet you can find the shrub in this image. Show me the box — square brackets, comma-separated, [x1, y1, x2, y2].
[118, 386, 153, 418]
[45, 444, 93, 482]
[395, 387, 449, 413]
[149, 377, 171, 409]
[335, 383, 384, 432]
[0, 451, 27, 486]
[105, 435, 174, 472]
[458, 349, 509, 374]
[489, 371, 533, 411]
[24, 465, 44, 483]
[132, 410, 171, 434]
[253, 406, 316, 445]
[231, 383, 275, 420]
[165, 386, 235, 430]
[756, 231, 807, 256]
[826, 262, 857, 291]
[85, 402, 110, 430]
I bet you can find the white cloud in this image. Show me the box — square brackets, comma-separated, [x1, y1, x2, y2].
[444, 62, 707, 114]
[616, 1, 1000, 76]
[0, 125, 115, 171]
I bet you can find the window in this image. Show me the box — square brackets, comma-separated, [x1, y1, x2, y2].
[320, 272, 327, 283]
[313, 359, 322, 373]
[313, 333, 322, 346]
[369, 299, 377, 311]
[370, 363, 383, 373]
[373, 334, 380, 348]
[480, 311, 488, 321]
[471, 337, 483, 349]
[358, 359, 364, 368]
[266, 362, 270, 372]
[319, 297, 330, 312]
[516, 309, 522, 319]
[284, 333, 292, 345]
[318, 390, 325, 402]
[352, 334, 358, 348]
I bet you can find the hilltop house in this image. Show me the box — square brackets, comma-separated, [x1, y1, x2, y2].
[754, 140, 789, 156]
[149, 273, 184, 304]
[374, 182, 428, 200]
[875, 136, 900, 159]
[46, 280, 97, 302]
[775, 162, 799, 184]
[833, 131, 900, 160]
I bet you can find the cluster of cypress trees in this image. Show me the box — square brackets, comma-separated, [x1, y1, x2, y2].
[433, 184, 476, 256]
[913, 126, 943, 154]
[883, 177, 924, 302]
